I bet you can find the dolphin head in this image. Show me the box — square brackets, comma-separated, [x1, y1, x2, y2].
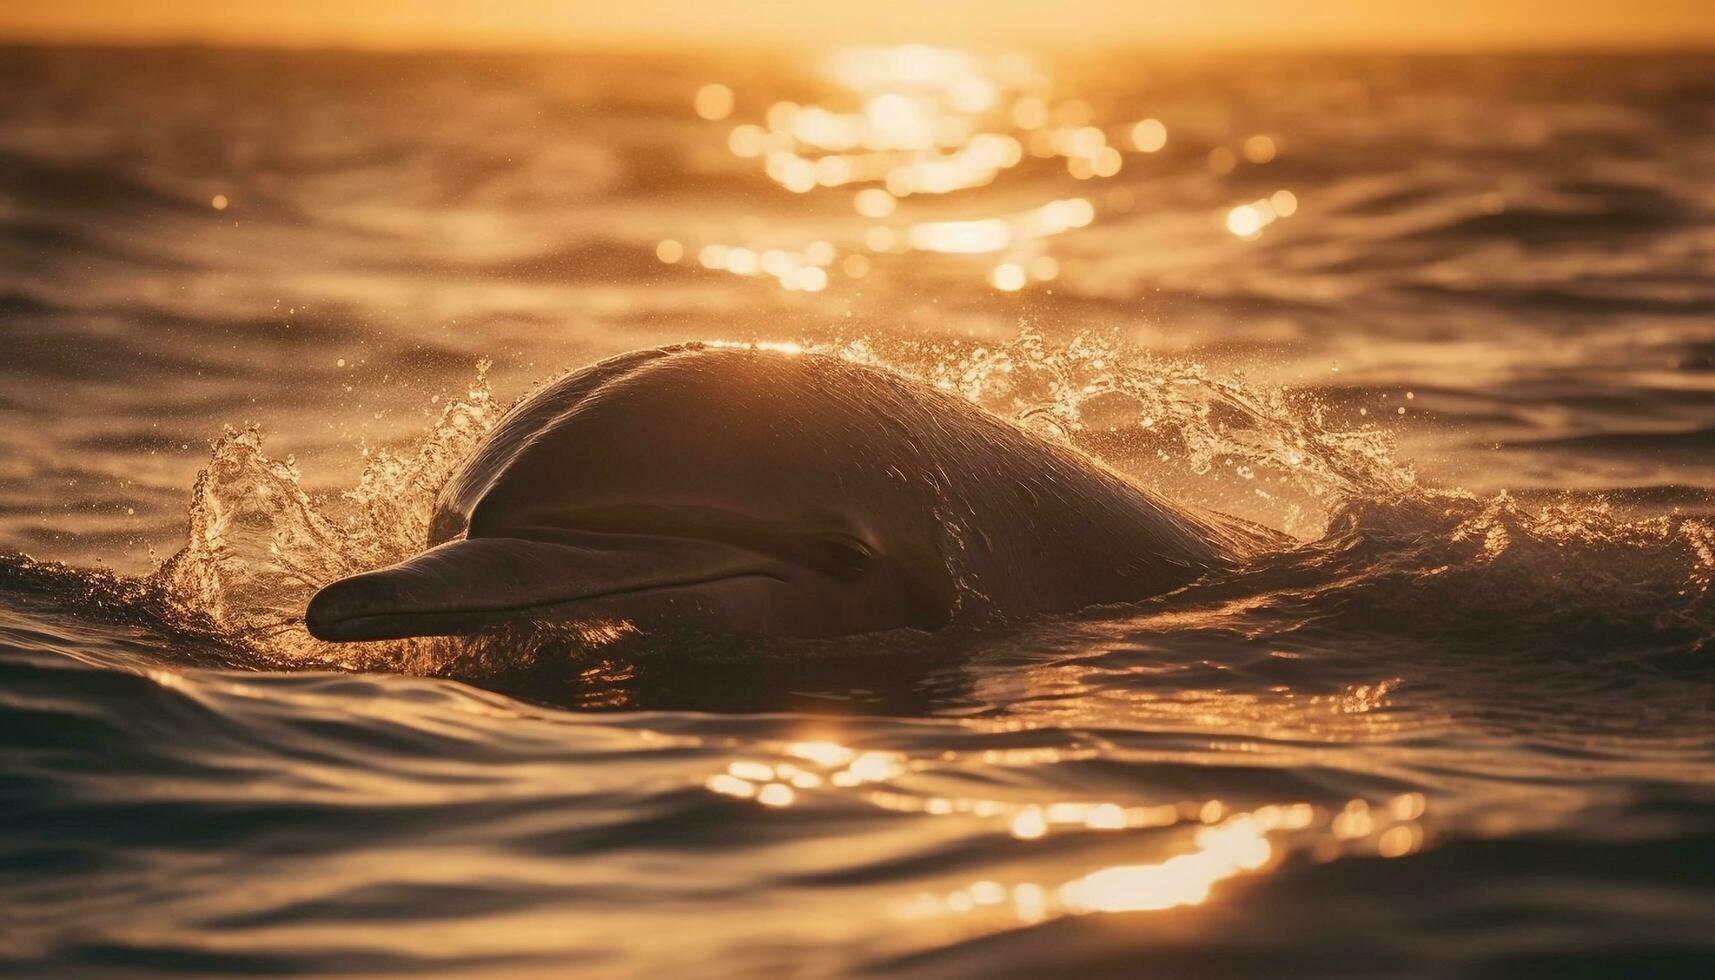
[306, 348, 959, 642]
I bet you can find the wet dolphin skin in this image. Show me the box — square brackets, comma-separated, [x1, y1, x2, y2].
[307, 345, 1264, 641]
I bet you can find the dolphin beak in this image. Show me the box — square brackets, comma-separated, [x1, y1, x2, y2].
[305, 535, 780, 642]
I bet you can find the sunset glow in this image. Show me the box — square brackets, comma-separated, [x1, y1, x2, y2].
[5, 1, 1712, 49]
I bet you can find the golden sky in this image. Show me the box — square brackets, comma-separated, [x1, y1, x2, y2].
[3, 0, 1712, 50]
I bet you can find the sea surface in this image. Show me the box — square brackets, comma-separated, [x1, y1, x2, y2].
[3, 44, 1714, 977]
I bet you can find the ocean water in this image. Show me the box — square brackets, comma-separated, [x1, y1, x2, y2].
[3, 43, 1715, 977]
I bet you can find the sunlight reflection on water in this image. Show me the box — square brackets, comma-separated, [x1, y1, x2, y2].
[703, 733, 1430, 931]
[667, 44, 1297, 293]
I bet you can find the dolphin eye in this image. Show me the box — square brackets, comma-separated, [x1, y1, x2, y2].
[802, 532, 874, 580]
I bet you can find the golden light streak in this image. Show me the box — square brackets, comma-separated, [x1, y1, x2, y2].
[700, 740, 1434, 933]
[1226, 203, 1268, 238]
[693, 83, 734, 121]
[1242, 133, 1278, 163]
[756, 783, 796, 807]
[1225, 190, 1299, 238]
[1130, 118, 1168, 152]
[989, 263, 1026, 292]
[1009, 806, 1048, 838]
[9, 5, 1714, 51]
[1058, 816, 1274, 912]
[854, 188, 897, 217]
[910, 219, 1011, 254]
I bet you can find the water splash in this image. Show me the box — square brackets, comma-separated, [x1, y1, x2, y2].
[834, 330, 1714, 656]
[157, 365, 503, 668]
[833, 328, 1416, 539]
[1304, 491, 1715, 655]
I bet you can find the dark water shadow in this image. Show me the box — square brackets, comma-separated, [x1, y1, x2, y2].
[423, 624, 987, 717]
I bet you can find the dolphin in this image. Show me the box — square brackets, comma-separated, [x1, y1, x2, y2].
[305, 344, 1270, 642]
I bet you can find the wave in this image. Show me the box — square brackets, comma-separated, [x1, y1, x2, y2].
[1155, 492, 1715, 664]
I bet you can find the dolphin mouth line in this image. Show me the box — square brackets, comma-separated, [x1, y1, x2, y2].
[306, 568, 784, 642]
[482, 509, 877, 581]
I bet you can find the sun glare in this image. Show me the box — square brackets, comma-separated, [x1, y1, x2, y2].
[661, 44, 1208, 294]
[704, 737, 1428, 932]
